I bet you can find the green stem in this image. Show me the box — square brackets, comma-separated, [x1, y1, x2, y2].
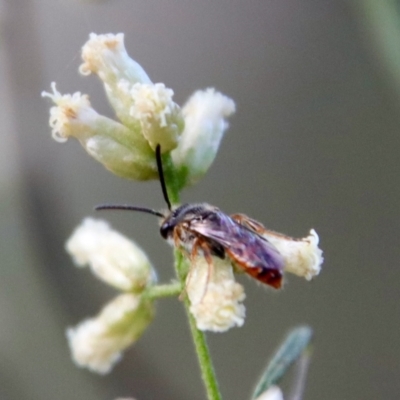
[161, 153, 186, 204]
[163, 159, 222, 400]
[144, 282, 182, 300]
[175, 251, 222, 400]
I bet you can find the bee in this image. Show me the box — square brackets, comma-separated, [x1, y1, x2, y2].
[96, 145, 284, 289]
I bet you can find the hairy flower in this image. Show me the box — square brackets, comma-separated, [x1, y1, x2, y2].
[42, 83, 157, 180]
[80, 32, 151, 85]
[66, 218, 155, 291]
[262, 229, 323, 280]
[129, 83, 184, 152]
[172, 88, 236, 185]
[186, 256, 245, 332]
[67, 293, 154, 374]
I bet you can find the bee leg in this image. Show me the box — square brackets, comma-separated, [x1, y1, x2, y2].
[183, 238, 214, 304]
[172, 226, 193, 301]
[180, 237, 202, 301]
[196, 239, 215, 304]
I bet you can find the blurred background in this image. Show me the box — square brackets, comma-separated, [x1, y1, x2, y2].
[1, 0, 399, 399]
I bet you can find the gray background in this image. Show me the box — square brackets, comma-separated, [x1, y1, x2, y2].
[0, 0, 399, 399]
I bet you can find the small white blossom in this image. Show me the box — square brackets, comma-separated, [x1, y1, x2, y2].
[129, 83, 184, 152]
[186, 256, 245, 332]
[67, 293, 154, 374]
[41, 82, 94, 143]
[172, 88, 236, 184]
[42, 83, 156, 180]
[262, 229, 323, 280]
[66, 218, 155, 291]
[80, 33, 151, 128]
[255, 386, 284, 400]
[80, 33, 151, 85]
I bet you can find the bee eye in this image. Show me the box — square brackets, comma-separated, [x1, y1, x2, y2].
[160, 223, 170, 239]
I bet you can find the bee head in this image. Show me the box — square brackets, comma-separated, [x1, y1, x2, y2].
[159, 205, 189, 240]
[160, 214, 175, 239]
[159, 203, 216, 240]
[96, 146, 213, 240]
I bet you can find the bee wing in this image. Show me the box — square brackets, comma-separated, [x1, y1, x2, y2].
[189, 213, 285, 288]
[187, 211, 241, 247]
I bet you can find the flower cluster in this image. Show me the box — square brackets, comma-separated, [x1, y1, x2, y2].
[65, 218, 155, 374]
[42, 33, 235, 186]
[43, 33, 324, 376]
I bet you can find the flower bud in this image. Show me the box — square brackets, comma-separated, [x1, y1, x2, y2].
[171, 88, 236, 185]
[262, 229, 323, 280]
[186, 256, 245, 332]
[42, 83, 157, 180]
[67, 293, 154, 374]
[66, 218, 155, 292]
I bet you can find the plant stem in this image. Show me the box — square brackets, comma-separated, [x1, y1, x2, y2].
[164, 158, 222, 400]
[144, 282, 182, 300]
[175, 251, 222, 400]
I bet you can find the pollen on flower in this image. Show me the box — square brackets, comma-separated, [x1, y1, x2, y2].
[79, 33, 151, 87]
[130, 83, 174, 128]
[262, 229, 323, 280]
[41, 82, 91, 143]
[186, 257, 246, 332]
[66, 293, 154, 374]
[129, 82, 183, 152]
[66, 218, 155, 291]
[79, 33, 125, 76]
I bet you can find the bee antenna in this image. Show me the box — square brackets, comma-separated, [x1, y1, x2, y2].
[156, 144, 172, 210]
[95, 204, 165, 218]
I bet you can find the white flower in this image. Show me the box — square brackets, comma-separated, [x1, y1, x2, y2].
[41, 82, 94, 143]
[79, 33, 184, 153]
[42, 83, 157, 180]
[67, 293, 154, 374]
[255, 386, 284, 400]
[80, 33, 151, 85]
[80, 33, 150, 127]
[171, 88, 236, 185]
[66, 218, 155, 291]
[262, 229, 323, 280]
[129, 83, 184, 152]
[186, 256, 245, 332]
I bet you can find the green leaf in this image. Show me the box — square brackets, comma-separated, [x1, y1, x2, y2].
[251, 326, 313, 399]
